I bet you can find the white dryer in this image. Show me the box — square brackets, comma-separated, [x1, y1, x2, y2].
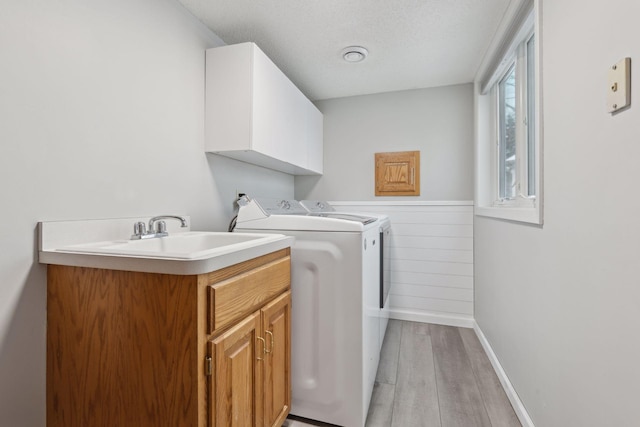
[235, 197, 381, 427]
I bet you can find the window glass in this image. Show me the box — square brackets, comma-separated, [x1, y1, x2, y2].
[499, 65, 517, 200]
[526, 35, 536, 196]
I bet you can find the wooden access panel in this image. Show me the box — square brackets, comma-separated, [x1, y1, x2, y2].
[375, 151, 420, 196]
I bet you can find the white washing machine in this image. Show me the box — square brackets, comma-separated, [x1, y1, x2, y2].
[235, 197, 381, 427]
[300, 201, 392, 353]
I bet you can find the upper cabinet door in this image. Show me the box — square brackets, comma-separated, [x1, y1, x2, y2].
[205, 43, 253, 153]
[252, 47, 306, 167]
[205, 43, 323, 176]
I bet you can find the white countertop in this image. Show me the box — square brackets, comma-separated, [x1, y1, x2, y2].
[38, 217, 294, 275]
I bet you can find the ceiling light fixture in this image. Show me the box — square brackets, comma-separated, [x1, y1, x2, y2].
[342, 46, 368, 63]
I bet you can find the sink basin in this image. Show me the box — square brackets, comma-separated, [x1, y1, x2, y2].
[56, 232, 284, 260]
[39, 217, 294, 275]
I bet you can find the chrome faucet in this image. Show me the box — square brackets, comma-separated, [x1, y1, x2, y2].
[131, 215, 188, 240]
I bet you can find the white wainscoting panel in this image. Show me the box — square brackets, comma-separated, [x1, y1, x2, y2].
[331, 201, 474, 328]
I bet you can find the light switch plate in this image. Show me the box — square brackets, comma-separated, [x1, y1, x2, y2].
[607, 57, 631, 113]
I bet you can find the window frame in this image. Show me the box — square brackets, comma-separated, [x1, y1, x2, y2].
[493, 31, 535, 208]
[474, 0, 542, 225]
[497, 62, 517, 202]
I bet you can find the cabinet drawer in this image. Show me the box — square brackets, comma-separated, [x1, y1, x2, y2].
[208, 256, 290, 335]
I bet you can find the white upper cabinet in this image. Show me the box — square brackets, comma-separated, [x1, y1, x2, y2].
[205, 43, 323, 175]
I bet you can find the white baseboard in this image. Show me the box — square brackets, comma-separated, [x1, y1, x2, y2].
[389, 308, 475, 328]
[473, 322, 535, 427]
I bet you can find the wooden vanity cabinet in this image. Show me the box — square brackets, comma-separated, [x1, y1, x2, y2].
[47, 248, 291, 427]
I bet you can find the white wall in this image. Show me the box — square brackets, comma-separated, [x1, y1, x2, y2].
[295, 84, 474, 201]
[474, 1, 640, 426]
[0, 1, 292, 425]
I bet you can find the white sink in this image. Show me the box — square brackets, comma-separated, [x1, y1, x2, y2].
[56, 232, 284, 260]
[39, 217, 294, 275]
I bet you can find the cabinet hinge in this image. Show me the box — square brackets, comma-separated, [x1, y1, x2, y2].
[205, 356, 212, 376]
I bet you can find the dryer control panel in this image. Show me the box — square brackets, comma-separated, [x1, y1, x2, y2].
[253, 198, 308, 215]
[300, 200, 336, 213]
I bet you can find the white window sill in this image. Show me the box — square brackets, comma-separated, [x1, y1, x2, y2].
[475, 205, 542, 225]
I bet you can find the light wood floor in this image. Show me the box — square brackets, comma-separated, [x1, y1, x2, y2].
[286, 320, 521, 427]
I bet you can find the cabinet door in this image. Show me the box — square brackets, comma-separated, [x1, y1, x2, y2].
[205, 43, 253, 152]
[261, 291, 292, 427]
[209, 311, 263, 427]
[252, 46, 303, 166]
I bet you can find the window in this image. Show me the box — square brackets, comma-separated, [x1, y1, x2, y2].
[474, 0, 542, 224]
[494, 32, 535, 206]
[498, 64, 517, 200]
[526, 35, 536, 197]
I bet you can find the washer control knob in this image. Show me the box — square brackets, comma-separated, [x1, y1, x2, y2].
[279, 200, 291, 210]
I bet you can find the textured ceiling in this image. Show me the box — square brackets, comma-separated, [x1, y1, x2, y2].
[177, 0, 511, 101]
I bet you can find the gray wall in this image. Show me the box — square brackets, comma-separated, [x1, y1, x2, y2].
[0, 1, 292, 424]
[474, 1, 640, 426]
[295, 84, 474, 201]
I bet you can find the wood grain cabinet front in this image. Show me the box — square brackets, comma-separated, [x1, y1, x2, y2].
[208, 291, 291, 427]
[47, 248, 291, 427]
[261, 292, 292, 427]
[375, 150, 420, 196]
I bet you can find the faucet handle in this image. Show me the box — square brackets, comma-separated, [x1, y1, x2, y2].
[132, 222, 147, 239]
[155, 221, 167, 234]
